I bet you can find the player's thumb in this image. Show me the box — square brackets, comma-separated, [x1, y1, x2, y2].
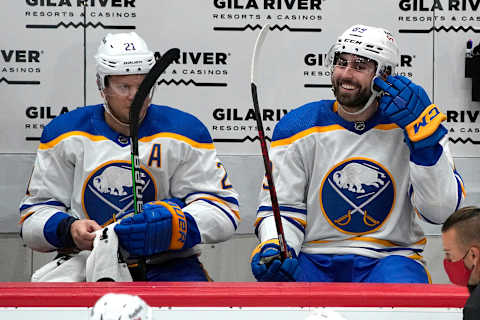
[87, 220, 102, 233]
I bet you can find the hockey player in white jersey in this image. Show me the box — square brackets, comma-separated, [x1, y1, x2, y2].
[19, 32, 239, 281]
[251, 24, 465, 283]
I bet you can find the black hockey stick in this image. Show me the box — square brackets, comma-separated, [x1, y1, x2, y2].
[250, 24, 289, 261]
[130, 48, 180, 216]
[127, 48, 180, 280]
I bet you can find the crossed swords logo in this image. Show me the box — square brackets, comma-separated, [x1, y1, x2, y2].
[87, 177, 151, 226]
[328, 178, 391, 227]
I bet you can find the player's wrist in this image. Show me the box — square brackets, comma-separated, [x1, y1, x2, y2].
[404, 124, 447, 151]
[57, 215, 79, 249]
[149, 200, 200, 250]
[408, 143, 444, 166]
[183, 210, 201, 249]
[404, 104, 447, 142]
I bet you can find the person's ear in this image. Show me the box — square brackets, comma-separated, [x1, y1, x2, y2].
[470, 246, 480, 264]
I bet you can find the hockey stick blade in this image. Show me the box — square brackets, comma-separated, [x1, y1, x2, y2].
[250, 24, 269, 84]
[250, 24, 289, 261]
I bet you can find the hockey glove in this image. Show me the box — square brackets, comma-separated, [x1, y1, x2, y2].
[114, 200, 201, 257]
[250, 239, 302, 282]
[373, 75, 447, 150]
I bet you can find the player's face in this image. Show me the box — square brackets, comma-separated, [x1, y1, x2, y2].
[331, 53, 376, 109]
[103, 74, 151, 123]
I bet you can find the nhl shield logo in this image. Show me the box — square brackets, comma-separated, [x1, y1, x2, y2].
[320, 158, 395, 234]
[82, 161, 156, 225]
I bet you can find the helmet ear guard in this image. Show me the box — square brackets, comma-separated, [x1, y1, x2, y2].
[371, 65, 393, 96]
[96, 73, 103, 91]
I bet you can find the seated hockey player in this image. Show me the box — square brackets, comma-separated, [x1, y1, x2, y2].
[251, 24, 465, 283]
[19, 31, 239, 281]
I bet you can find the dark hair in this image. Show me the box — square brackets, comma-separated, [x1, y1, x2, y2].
[442, 206, 480, 247]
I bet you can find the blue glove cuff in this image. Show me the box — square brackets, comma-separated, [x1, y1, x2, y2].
[404, 125, 446, 165]
[409, 143, 444, 166]
[404, 124, 447, 149]
[147, 200, 192, 250]
[183, 211, 201, 249]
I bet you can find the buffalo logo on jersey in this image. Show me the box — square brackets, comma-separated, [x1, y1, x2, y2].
[82, 161, 156, 225]
[320, 158, 395, 234]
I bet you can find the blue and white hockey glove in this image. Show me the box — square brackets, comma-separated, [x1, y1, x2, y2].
[250, 239, 302, 282]
[373, 75, 447, 151]
[114, 200, 201, 257]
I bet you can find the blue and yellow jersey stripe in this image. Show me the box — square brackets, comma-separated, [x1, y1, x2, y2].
[271, 100, 399, 148]
[308, 236, 426, 249]
[38, 104, 215, 150]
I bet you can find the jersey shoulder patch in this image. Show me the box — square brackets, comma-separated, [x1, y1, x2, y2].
[144, 105, 213, 144]
[272, 100, 337, 141]
[40, 104, 103, 143]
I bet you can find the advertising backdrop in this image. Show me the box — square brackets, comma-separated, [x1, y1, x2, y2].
[3, 1, 479, 155]
[1, 0, 480, 233]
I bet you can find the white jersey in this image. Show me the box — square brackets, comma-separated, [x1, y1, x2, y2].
[256, 100, 464, 262]
[20, 104, 239, 252]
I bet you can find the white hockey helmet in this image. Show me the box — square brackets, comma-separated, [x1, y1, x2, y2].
[326, 24, 399, 78]
[305, 309, 347, 320]
[89, 293, 153, 320]
[95, 32, 155, 90]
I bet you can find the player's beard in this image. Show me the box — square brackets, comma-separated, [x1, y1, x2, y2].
[332, 79, 372, 110]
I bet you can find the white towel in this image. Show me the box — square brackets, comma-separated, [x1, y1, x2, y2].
[31, 251, 89, 282]
[32, 222, 132, 282]
[86, 222, 132, 282]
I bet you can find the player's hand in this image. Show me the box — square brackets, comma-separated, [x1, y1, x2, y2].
[374, 75, 447, 149]
[250, 239, 301, 282]
[70, 219, 101, 250]
[374, 75, 433, 128]
[114, 200, 200, 257]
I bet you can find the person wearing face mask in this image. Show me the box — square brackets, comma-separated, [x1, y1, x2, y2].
[250, 24, 465, 283]
[442, 206, 480, 319]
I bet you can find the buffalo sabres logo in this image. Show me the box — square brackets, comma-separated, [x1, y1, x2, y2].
[82, 161, 156, 225]
[320, 158, 395, 234]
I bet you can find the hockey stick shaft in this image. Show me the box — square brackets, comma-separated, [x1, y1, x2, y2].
[130, 48, 180, 215]
[127, 48, 180, 281]
[250, 25, 289, 261]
